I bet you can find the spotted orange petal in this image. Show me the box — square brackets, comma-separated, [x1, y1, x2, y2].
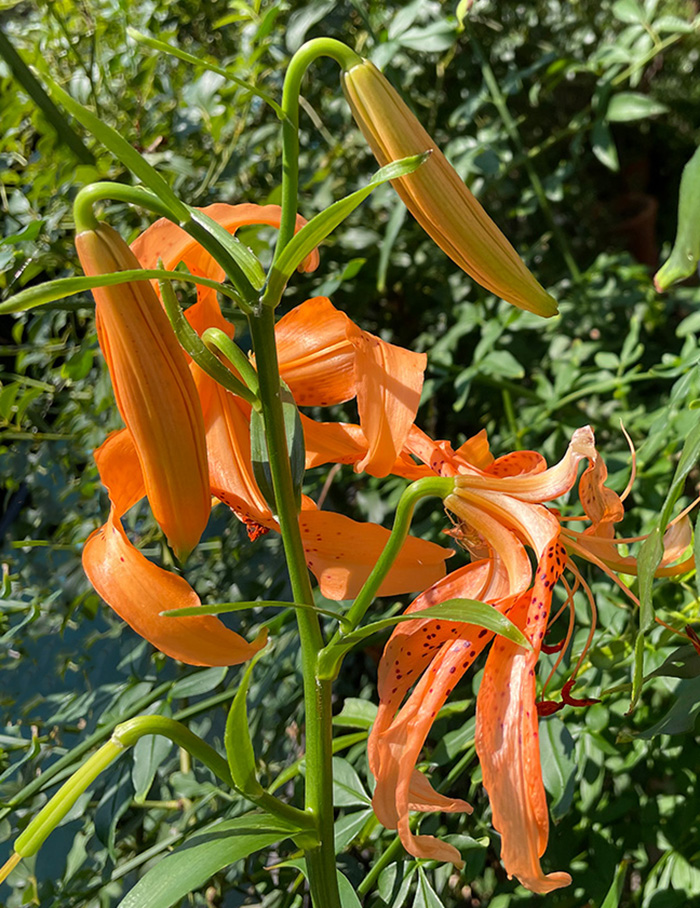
[299, 510, 449, 600]
[475, 539, 572, 894]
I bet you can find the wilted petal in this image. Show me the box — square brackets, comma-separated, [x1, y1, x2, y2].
[83, 508, 267, 666]
[342, 59, 557, 317]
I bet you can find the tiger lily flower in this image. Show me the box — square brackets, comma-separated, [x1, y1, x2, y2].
[76, 222, 210, 562]
[370, 427, 595, 890]
[370, 425, 693, 891]
[134, 206, 427, 477]
[342, 58, 558, 317]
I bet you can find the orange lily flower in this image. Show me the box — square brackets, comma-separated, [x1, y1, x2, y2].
[76, 222, 210, 562]
[275, 296, 426, 476]
[369, 428, 595, 888]
[369, 425, 693, 891]
[342, 58, 557, 317]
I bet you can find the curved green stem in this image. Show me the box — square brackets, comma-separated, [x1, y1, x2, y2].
[73, 183, 260, 309]
[247, 304, 340, 908]
[10, 715, 311, 866]
[339, 477, 454, 635]
[271, 38, 361, 271]
[159, 278, 258, 405]
[317, 477, 454, 680]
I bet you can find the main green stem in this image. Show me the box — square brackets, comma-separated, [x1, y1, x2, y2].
[247, 306, 340, 908]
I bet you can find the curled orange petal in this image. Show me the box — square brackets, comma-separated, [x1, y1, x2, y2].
[83, 507, 267, 666]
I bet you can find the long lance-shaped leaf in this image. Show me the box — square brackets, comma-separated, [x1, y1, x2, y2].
[160, 599, 348, 626]
[127, 28, 284, 119]
[655, 147, 700, 291]
[0, 30, 94, 165]
[42, 75, 264, 298]
[225, 649, 267, 798]
[117, 814, 300, 908]
[263, 151, 430, 305]
[0, 269, 241, 315]
[317, 598, 530, 680]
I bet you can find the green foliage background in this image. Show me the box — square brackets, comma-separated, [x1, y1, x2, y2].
[1, 0, 700, 906]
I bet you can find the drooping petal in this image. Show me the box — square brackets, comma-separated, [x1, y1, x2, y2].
[93, 428, 146, 516]
[352, 331, 426, 476]
[370, 563, 508, 867]
[300, 415, 368, 469]
[76, 223, 210, 561]
[83, 507, 267, 666]
[342, 59, 557, 317]
[298, 510, 449, 600]
[475, 540, 572, 894]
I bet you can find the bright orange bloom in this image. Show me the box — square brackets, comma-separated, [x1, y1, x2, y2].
[76, 223, 211, 562]
[342, 59, 557, 317]
[369, 426, 694, 891]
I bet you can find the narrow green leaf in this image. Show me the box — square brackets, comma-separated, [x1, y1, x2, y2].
[413, 868, 445, 908]
[160, 599, 346, 624]
[188, 208, 266, 291]
[600, 860, 629, 908]
[655, 147, 700, 290]
[0, 268, 240, 315]
[265, 152, 430, 304]
[127, 28, 284, 118]
[606, 92, 668, 122]
[0, 30, 94, 164]
[42, 74, 189, 220]
[341, 598, 531, 651]
[225, 648, 267, 797]
[117, 814, 295, 908]
[627, 631, 646, 715]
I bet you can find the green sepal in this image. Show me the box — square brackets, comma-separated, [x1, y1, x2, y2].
[264, 152, 430, 305]
[225, 648, 268, 798]
[655, 146, 700, 291]
[250, 382, 305, 513]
